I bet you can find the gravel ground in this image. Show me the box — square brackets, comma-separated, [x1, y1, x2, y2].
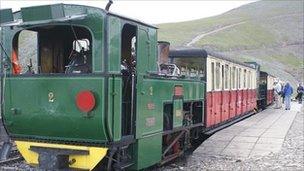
[160, 109, 304, 171]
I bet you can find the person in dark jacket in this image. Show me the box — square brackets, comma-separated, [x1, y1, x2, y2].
[283, 82, 293, 110]
[281, 82, 285, 103]
[296, 83, 304, 104]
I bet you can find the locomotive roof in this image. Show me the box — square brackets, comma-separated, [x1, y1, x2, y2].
[169, 48, 255, 69]
[169, 49, 208, 58]
[1, 3, 157, 29]
[261, 71, 276, 78]
[108, 11, 157, 29]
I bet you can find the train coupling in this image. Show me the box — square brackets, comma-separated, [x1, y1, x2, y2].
[15, 141, 108, 170]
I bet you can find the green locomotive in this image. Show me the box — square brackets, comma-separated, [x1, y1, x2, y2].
[0, 4, 206, 170]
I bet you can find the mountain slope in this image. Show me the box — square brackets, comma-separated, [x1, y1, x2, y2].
[158, 0, 304, 87]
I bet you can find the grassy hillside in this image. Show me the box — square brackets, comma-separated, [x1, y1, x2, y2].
[158, 0, 304, 87]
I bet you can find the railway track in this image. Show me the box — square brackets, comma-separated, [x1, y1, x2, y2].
[0, 147, 24, 168]
[0, 155, 23, 166]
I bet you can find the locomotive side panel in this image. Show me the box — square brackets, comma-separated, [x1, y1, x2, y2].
[134, 78, 205, 169]
[4, 77, 107, 142]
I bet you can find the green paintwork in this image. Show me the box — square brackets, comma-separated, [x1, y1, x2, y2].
[21, 4, 65, 22]
[4, 77, 106, 142]
[136, 78, 204, 138]
[108, 77, 122, 141]
[173, 99, 183, 128]
[1, 4, 105, 143]
[0, 9, 13, 24]
[132, 134, 162, 170]
[137, 26, 158, 73]
[108, 16, 121, 73]
[133, 78, 204, 169]
[1, 4, 206, 170]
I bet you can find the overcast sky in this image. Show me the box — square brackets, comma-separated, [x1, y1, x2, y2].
[0, 0, 255, 24]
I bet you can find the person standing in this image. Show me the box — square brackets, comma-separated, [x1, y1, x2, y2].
[274, 81, 282, 109]
[296, 83, 304, 104]
[281, 82, 285, 103]
[283, 82, 293, 110]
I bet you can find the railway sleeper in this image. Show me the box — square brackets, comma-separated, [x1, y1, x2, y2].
[0, 141, 13, 160]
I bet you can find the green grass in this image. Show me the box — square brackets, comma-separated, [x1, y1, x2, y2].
[157, 0, 303, 48]
[228, 50, 303, 69]
[158, 13, 247, 46]
[195, 21, 277, 51]
[268, 53, 303, 68]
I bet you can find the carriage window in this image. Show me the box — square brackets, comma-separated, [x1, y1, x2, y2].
[238, 68, 241, 89]
[12, 25, 92, 75]
[221, 65, 224, 90]
[248, 71, 251, 89]
[251, 73, 253, 89]
[173, 57, 205, 79]
[232, 67, 236, 89]
[229, 67, 232, 89]
[216, 62, 221, 90]
[159, 64, 180, 76]
[236, 68, 238, 89]
[251, 72, 253, 88]
[252, 72, 253, 88]
[211, 62, 215, 90]
[251, 72, 253, 89]
[224, 64, 229, 89]
[243, 69, 247, 89]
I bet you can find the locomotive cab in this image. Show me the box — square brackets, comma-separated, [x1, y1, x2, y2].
[0, 4, 110, 170]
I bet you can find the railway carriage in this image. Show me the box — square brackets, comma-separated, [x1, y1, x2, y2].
[205, 54, 257, 127]
[169, 50, 257, 129]
[0, 3, 275, 170]
[258, 71, 275, 108]
[266, 74, 276, 105]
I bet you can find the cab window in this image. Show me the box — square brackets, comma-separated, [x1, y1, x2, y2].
[12, 25, 92, 75]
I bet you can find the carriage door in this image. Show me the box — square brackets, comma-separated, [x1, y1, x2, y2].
[121, 24, 137, 136]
